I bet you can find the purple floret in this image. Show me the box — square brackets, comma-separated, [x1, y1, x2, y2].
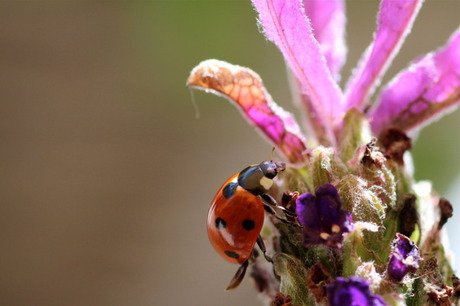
[327, 276, 387, 306]
[296, 184, 353, 248]
[387, 233, 421, 282]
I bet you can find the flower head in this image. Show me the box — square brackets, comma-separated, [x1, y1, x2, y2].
[188, 0, 458, 304]
[327, 276, 387, 306]
[387, 233, 421, 282]
[295, 184, 353, 248]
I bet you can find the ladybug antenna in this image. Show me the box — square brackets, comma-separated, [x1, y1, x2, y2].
[270, 147, 276, 162]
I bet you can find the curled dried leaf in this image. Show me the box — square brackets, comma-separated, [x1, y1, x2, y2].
[380, 127, 412, 165]
[306, 263, 332, 302]
[438, 198, 453, 229]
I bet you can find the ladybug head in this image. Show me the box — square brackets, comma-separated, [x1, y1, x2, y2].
[259, 161, 286, 179]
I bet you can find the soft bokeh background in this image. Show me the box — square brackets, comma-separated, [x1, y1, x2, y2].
[0, 1, 458, 305]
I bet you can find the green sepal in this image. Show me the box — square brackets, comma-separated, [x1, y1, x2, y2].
[336, 175, 386, 221]
[338, 108, 372, 163]
[274, 253, 314, 305]
[341, 231, 363, 277]
[308, 146, 347, 188]
[283, 167, 312, 194]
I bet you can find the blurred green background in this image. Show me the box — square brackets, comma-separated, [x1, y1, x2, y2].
[0, 1, 458, 305]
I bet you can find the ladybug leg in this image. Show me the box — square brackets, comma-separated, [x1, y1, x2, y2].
[260, 194, 297, 218]
[256, 235, 273, 263]
[226, 260, 249, 290]
[263, 203, 303, 228]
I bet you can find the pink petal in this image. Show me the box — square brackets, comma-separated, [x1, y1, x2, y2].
[345, 0, 423, 111]
[187, 59, 308, 164]
[251, 0, 344, 138]
[369, 28, 460, 135]
[288, 75, 335, 147]
[302, 0, 347, 81]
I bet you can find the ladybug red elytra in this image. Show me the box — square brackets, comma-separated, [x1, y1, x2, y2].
[207, 160, 297, 290]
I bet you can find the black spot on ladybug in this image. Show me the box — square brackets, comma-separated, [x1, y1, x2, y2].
[222, 182, 238, 199]
[215, 217, 226, 229]
[242, 219, 255, 231]
[224, 250, 239, 259]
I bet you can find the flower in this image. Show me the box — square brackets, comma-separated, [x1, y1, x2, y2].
[387, 233, 421, 282]
[187, 0, 459, 304]
[327, 276, 386, 306]
[296, 184, 353, 248]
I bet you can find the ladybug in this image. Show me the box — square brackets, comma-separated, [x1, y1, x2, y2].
[207, 160, 296, 290]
